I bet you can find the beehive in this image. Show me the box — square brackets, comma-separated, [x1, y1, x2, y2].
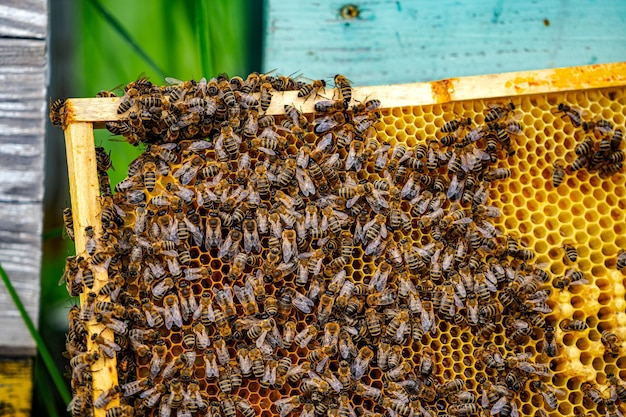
[56, 62, 626, 417]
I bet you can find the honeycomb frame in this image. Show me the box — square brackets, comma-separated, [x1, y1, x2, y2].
[60, 62, 626, 417]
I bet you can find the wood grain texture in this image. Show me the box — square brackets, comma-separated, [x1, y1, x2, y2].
[0, 37, 46, 354]
[0, 0, 46, 39]
[0, 359, 33, 417]
[263, 0, 626, 85]
[65, 62, 626, 124]
[64, 122, 119, 415]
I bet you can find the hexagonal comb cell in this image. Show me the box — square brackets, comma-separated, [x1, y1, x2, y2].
[60, 74, 626, 417]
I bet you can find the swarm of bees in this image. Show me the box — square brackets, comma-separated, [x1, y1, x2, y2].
[55, 73, 626, 417]
[551, 103, 624, 187]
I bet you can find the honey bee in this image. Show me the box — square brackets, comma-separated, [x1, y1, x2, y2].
[611, 128, 624, 151]
[104, 405, 134, 417]
[230, 395, 255, 417]
[582, 381, 607, 405]
[315, 99, 345, 114]
[297, 79, 326, 101]
[210, 285, 235, 321]
[121, 375, 153, 398]
[231, 282, 257, 317]
[162, 294, 183, 330]
[552, 161, 566, 187]
[70, 350, 100, 376]
[97, 310, 129, 335]
[490, 394, 518, 417]
[349, 345, 373, 380]
[605, 372, 626, 403]
[218, 365, 233, 393]
[528, 381, 565, 410]
[275, 395, 302, 417]
[91, 332, 122, 359]
[436, 379, 465, 398]
[355, 381, 383, 404]
[49, 98, 66, 127]
[294, 324, 318, 348]
[568, 154, 589, 172]
[554, 267, 588, 290]
[332, 74, 352, 107]
[484, 102, 515, 123]
[441, 116, 472, 134]
[258, 82, 273, 113]
[273, 157, 297, 188]
[138, 381, 167, 408]
[560, 242, 578, 264]
[583, 117, 613, 134]
[116, 95, 135, 114]
[601, 329, 622, 356]
[555, 103, 583, 127]
[218, 228, 243, 260]
[484, 167, 511, 181]
[148, 341, 167, 377]
[314, 111, 345, 134]
[616, 249, 626, 270]
[574, 137, 594, 158]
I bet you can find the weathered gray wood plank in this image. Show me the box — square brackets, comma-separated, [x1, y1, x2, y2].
[0, 201, 41, 356]
[0, 37, 46, 354]
[0, 0, 46, 39]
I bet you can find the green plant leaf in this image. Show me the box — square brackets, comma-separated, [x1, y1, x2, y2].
[87, 0, 167, 79]
[195, 0, 213, 78]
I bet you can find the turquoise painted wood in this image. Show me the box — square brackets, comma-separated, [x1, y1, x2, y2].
[263, 0, 626, 85]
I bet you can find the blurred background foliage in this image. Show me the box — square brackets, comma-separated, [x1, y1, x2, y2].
[41, 1, 262, 414]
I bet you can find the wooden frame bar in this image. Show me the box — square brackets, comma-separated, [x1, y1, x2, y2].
[61, 61, 626, 416]
[64, 122, 119, 414]
[64, 62, 626, 127]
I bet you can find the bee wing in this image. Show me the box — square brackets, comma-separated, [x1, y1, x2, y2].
[345, 145, 359, 170]
[173, 160, 191, 179]
[491, 396, 508, 415]
[217, 233, 233, 259]
[292, 292, 314, 314]
[199, 303, 213, 324]
[398, 149, 413, 165]
[538, 392, 557, 410]
[379, 223, 388, 239]
[183, 218, 203, 246]
[257, 146, 276, 156]
[316, 132, 334, 153]
[170, 305, 183, 329]
[362, 217, 378, 234]
[420, 309, 434, 334]
[244, 228, 261, 254]
[568, 278, 589, 286]
[367, 194, 389, 212]
[296, 168, 316, 196]
[205, 357, 219, 378]
[365, 235, 382, 256]
[314, 117, 336, 134]
[323, 152, 341, 168]
[281, 236, 296, 263]
[99, 342, 119, 359]
[394, 321, 409, 342]
[232, 285, 246, 305]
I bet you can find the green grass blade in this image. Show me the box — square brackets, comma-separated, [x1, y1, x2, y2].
[34, 364, 62, 417]
[87, 0, 167, 79]
[0, 262, 71, 405]
[195, 0, 213, 77]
